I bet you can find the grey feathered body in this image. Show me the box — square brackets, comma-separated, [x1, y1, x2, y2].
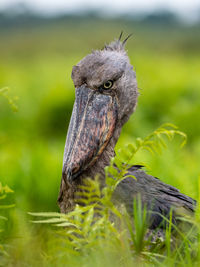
[58, 35, 196, 230]
[113, 166, 195, 229]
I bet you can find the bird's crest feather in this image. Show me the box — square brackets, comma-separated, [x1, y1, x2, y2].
[103, 32, 132, 52]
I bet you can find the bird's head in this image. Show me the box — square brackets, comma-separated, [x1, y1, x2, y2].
[62, 34, 138, 183]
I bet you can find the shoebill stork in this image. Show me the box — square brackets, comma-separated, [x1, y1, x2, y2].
[58, 35, 195, 229]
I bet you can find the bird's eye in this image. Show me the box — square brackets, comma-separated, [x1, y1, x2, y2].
[102, 80, 113, 90]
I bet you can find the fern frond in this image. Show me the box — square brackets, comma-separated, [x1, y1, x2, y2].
[28, 123, 189, 262]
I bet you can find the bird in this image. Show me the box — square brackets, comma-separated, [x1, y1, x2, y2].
[58, 33, 196, 231]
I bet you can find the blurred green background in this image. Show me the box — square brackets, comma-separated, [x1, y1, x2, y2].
[0, 9, 200, 218]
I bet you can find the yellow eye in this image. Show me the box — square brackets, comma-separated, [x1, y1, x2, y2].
[103, 80, 113, 90]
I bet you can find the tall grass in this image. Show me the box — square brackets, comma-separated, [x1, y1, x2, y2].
[23, 124, 197, 267]
[0, 19, 200, 266]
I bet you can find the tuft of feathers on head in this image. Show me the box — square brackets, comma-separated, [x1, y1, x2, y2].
[103, 32, 132, 52]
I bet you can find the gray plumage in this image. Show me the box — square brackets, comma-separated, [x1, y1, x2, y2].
[113, 165, 195, 229]
[58, 35, 196, 229]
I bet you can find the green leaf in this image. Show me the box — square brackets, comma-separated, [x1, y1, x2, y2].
[31, 218, 67, 224]
[28, 212, 63, 217]
[113, 157, 123, 169]
[0, 215, 7, 221]
[0, 204, 15, 209]
[3, 185, 14, 193]
[55, 222, 77, 227]
[107, 165, 119, 177]
[127, 143, 137, 154]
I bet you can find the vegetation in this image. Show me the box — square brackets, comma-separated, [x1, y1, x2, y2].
[0, 183, 14, 265]
[0, 13, 200, 266]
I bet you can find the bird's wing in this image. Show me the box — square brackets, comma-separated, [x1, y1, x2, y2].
[113, 166, 196, 229]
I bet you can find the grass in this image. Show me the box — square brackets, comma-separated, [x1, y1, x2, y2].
[0, 17, 200, 266]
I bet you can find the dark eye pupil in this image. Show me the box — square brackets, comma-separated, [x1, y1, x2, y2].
[103, 80, 113, 89]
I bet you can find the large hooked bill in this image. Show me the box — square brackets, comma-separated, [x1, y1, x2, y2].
[62, 85, 118, 183]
